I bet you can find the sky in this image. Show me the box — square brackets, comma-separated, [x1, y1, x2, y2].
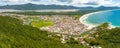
[0, 0, 120, 7]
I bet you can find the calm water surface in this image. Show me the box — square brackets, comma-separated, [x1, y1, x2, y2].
[86, 9, 120, 27]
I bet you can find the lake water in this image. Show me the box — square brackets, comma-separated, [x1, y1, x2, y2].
[86, 9, 120, 27]
[0, 9, 79, 12]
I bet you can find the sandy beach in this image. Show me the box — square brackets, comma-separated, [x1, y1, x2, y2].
[79, 9, 120, 29]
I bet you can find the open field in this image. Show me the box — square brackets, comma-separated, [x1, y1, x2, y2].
[31, 20, 54, 28]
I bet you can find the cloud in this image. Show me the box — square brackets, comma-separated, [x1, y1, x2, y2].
[57, 0, 72, 3]
[84, 2, 98, 5]
[0, 0, 28, 6]
[29, 0, 41, 2]
[0, 0, 119, 7]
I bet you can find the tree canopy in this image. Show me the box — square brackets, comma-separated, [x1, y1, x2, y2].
[0, 16, 87, 48]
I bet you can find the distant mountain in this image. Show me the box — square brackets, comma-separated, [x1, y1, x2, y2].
[90, 6, 120, 10]
[82, 6, 120, 10]
[0, 3, 79, 10]
[0, 3, 119, 10]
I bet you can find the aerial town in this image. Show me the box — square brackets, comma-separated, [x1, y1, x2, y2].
[0, 13, 89, 45]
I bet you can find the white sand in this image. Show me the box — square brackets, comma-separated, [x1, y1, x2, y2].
[79, 9, 120, 30]
[79, 12, 97, 30]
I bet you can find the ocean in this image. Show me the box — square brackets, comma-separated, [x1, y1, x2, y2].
[86, 9, 120, 27]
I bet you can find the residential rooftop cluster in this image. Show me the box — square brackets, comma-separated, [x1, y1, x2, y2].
[40, 16, 87, 35]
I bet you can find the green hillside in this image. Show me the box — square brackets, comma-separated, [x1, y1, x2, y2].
[0, 16, 87, 48]
[85, 23, 120, 48]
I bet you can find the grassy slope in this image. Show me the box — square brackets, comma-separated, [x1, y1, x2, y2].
[30, 20, 54, 28]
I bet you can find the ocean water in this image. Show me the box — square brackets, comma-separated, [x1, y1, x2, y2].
[86, 9, 120, 27]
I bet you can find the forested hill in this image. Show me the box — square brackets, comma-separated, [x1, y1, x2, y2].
[85, 23, 120, 48]
[0, 3, 119, 10]
[0, 16, 87, 48]
[0, 3, 79, 10]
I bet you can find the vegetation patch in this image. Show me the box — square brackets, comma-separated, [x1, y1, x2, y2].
[85, 23, 120, 48]
[30, 20, 54, 28]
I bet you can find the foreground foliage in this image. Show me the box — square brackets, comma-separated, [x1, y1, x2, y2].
[0, 16, 87, 48]
[86, 23, 120, 48]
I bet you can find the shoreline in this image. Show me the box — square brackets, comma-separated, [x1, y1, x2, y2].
[79, 9, 120, 29]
